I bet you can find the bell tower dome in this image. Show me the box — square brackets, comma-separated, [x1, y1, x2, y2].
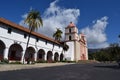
[65, 22, 79, 41]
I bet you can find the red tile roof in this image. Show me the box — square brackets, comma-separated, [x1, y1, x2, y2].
[0, 17, 61, 45]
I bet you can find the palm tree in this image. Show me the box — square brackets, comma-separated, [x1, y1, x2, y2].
[60, 42, 69, 61]
[53, 28, 63, 41]
[109, 43, 120, 61]
[63, 42, 69, 52]
[23, 10, 43, 63]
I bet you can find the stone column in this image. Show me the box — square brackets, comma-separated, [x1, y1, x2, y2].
[4, 47, 9, 59]
[34, 52, 37, 61]
[21, 50, 25, 64]
[44, 53, 47, 61]
[52, 54, 54, 61]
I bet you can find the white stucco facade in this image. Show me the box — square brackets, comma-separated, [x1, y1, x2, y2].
[0, 18, 88, 63]
[64, 41, 75, 61]
[64, 22, 88, 61]
[0, 18, 63, 63]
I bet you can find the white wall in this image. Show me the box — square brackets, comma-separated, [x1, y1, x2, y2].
[74, 41, 81, 61]
[65, 41, 75, 61]
[0, 23, 63, 62]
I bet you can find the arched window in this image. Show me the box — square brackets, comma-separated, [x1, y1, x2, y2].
[47, 51, 53, 62]
[0, 40, 6, 60]
[37, 49, 45, 60]
[60, 53, 64, 61]
[8, 44, 23, 61]
[54, 52, 59, 61]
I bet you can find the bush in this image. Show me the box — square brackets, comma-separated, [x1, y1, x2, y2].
[36, 60, 47, 63]
[77, 60, 100, 63]
[61, 60, 76, 63]
[1, 58, 9, 64]
[10, 61, 22, 64]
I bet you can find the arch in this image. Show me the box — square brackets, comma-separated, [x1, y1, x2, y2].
[8, 44, 23, 61]
[0, 40, 6, 60]
[37, 49, 45, 61]
[47, 51, 53, 62]
[60, 53, 64, 61]
[25, 47, 35, 61]
[54, 52, 59, 61]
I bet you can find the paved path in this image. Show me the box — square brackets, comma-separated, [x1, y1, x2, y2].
[0, 63, 74, 71]
[0, 63, 120, 80]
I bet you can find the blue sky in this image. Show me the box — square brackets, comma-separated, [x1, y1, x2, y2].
[0, 0, 120, 48]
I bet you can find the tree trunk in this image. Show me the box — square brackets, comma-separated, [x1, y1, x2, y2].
[23, 26, 33, 64]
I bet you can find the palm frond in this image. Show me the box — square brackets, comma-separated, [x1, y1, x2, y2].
[24, 9, 43, 31]
[53, 28, 63, 41]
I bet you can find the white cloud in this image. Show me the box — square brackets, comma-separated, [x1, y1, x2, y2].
[19, 0, 109, 49]
[19, 0, 80, 39]
[81, 16, 109, 49]
[40, 0, 80, 38]
[19, 13, 28, 28]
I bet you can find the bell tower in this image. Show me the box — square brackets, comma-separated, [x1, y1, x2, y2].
[64, 22, 88, 61]
[65, 22, 79, 41]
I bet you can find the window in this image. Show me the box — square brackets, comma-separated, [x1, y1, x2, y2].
[24, 34, 27, 38]
[45, 41, 47, 45]
[69, 28, 71, 33]
[69, 36, 72, 40]
[8, 28, 12, 34]
[36, 37, 39, 42]
[59, 45, 60, 48]
[53, 43, 54, 47]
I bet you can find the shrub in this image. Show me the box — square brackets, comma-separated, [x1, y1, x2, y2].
[61, 60, 76, 63]
[36, 60, 47, 63]
[10, 61, 22, 64]
[1, 58, 9, 64]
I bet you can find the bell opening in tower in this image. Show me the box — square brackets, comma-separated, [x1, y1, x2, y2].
[69, 36, 72, 40]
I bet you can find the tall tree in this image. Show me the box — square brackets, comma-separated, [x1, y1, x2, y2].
[118, 35, 120, 45]
[63, 42, 69, 52]
[109, 43, 120, 61]
[53, 28, 63, 41]
[23, 10, 43, 63]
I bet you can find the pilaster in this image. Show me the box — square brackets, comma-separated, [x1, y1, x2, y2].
[4, 47, 9, 59]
